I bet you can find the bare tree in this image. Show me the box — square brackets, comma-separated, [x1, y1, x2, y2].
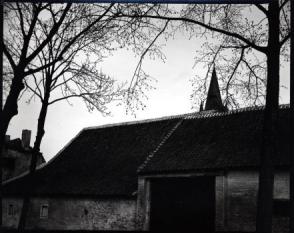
[118, 3, 289, 109]
[190, 41, 267, 109]
[1, 2, 120, 146]
[118, 1, 290, 232]
[24, 20, 128, 174]
[2, 3, 169, 144]
[3, 3, 170, 175]
[2, 2, 70, 145]
[18, 37, 126, 231]
[189, 2, 289, 109]
[2, 3, 170, 229]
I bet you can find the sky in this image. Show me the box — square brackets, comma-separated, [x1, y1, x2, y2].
[6, 6, 290, 162]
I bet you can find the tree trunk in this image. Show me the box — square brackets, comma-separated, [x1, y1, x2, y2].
[1, 71, 25, 146]
[290, 0, 294, 232]
[256, 1, 280, 233]
[1, 73, 26, 228]
[0, 0, 3, 227]
[18, 79, 51, 230]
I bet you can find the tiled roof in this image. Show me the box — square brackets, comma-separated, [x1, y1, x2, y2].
[3, 117, 180, 196]
[140, 105, 290, 174]
[3, 105, 290, 196]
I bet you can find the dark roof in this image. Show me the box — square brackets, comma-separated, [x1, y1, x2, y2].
[140, 106, 290, 174]
[3, 117, 180, 197]
[205, 67, 226, 111]
[3, 105, 290, 196]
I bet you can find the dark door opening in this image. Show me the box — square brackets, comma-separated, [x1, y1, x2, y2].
[150, 176, 215, 232]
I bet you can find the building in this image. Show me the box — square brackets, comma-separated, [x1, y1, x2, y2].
[2, 69, 290, 232]
[2, 129, 45, 182]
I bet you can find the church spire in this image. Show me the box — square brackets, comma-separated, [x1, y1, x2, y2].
[204, 67, 226, 111]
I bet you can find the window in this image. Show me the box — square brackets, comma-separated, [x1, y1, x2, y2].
[273, 199, 289, 217]
[8, 204, 14, 216]
[40, 204, 49, 219]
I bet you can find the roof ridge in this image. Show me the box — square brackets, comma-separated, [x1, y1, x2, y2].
[137, 119, 184, 173]
[185, 104, 290, 120]
[81, 104, 289, 131]
[82, 113, 191, 132]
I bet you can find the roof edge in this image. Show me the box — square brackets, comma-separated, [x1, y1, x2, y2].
[82, 112, 192, 131]
[185, 104, 290, 120]
[4, 104, 289, 186]
[139, 165, 290, 175]
[83, 104, 290, 131]
[39, 129, 85, 169]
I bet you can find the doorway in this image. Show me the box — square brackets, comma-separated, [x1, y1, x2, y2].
[150, 176, 215, 232]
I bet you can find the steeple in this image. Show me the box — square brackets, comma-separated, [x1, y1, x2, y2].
[204, 67, 226, 111]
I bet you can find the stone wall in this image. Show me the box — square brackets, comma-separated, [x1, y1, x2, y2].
[2, 198, 22, 228]
[138, 170, 289, 232]
[3, 170, 289, 231]
[216, 170, 289, 233]
[2, 197, 137, 230]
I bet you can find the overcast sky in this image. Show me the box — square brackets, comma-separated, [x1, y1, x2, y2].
[6, 7, 290, 162]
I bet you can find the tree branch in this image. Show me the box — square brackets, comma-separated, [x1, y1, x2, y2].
[118, 14, 267, 53]
[129, 20, 169, 90]
[20, 3, 40, 62]
[49, 93, 90, 105]
[25, 3, 72, 64]
[280, 33, 290, 47]
[24, 77, 43, 102]
[225, 46, 246, 97]
[24, 57, 62, 76]
[3, 43, 16, 70]
[16, 3, 27, 37]
[57, 3, 115, 61]
[279, 0, 289, 10]
[255, 4, 268, 16]
[242, 58, 261, 81]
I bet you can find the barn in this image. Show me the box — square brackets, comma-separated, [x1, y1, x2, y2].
[2, 70, 290, 232]
[136, 105, 290, 233]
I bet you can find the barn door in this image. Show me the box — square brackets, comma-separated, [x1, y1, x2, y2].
[150, 176, 215, 232]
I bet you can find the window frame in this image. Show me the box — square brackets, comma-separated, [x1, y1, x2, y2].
[7, 204, 14, 216]
[40, 204, 49, 219]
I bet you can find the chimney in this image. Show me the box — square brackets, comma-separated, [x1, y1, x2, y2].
[22, 129, 31, 148]
[5, 135, 10, 142]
